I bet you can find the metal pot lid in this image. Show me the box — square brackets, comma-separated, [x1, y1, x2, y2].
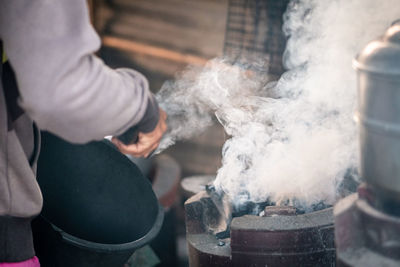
[37, 131, 162, 245]
[354, 20, 400, 75]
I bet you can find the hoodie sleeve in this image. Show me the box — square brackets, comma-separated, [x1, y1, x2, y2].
[0, 0, 159, 143]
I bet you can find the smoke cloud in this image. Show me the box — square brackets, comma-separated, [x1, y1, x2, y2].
[156, 0, 400, 210]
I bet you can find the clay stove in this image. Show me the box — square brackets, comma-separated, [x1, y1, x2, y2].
[185, 189, 335, 267]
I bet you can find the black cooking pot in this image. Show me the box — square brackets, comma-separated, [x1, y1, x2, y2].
[33, 132, 163, 267]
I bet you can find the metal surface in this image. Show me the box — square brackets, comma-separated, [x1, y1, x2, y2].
[354, 21, 400, 207]
[334, 184, 400, 267]
[34, 132, 164, 266]
[37, 132, 162, 244]
[185, 190, 335, 267]
[334, 22, 400, 266]
[354, 21, 400, 75]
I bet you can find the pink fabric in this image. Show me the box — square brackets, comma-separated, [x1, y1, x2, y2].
[0, 257, 40, 267]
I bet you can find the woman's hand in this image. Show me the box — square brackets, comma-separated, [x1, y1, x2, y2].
[112, 108, 167, 157]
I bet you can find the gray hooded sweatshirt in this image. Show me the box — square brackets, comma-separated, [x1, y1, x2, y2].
[0, 0, 159, 262]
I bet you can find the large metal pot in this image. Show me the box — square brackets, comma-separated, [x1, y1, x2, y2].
[33, 132, 164, 267]
[354, 20, 400, 210]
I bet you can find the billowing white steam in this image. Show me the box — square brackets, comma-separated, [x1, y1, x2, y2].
[156, 0, 400, 208]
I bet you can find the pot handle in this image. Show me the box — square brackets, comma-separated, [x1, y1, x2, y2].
[116, 126, 139, 145]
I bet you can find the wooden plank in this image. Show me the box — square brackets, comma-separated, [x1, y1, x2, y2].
[102, 35, 209, 66]
[103, 11, 225, 57]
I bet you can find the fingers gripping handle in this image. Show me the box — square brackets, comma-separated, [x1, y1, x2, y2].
[116, 126, 139, 145]
[116, 127, 157, 158]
